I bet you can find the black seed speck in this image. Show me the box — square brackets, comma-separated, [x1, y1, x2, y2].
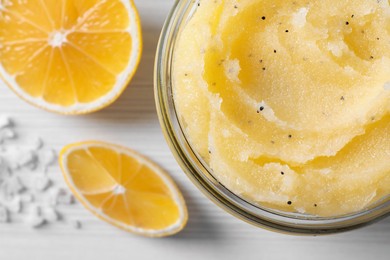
[259, 106, 264, 111]
[346, 21, 349, 25]
[314, 204, 317, 207]
[281, 171, 285, 175]
[288, 134, 292, 138]
[287, 201, 292, 205]
[261, 16, 266, 20]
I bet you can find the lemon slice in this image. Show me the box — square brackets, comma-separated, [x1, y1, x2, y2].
[0, 0, 142, 114]
[59, 141, 188, 237]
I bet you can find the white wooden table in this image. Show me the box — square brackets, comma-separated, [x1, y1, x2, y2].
[0, 1, 389, 259]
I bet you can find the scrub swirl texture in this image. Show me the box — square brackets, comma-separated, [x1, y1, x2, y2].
[173, 0, 390, 216]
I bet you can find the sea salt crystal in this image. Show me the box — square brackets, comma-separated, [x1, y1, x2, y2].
[0, 128, 16, 144]
[72, 220, 82, 229]
[31, 138, 43, 151]
[0, 115, 12, 129]
[0, 205, 9, 223]
[40, 149, 57, 168]
[54, 188, 74, 205]
[0, 157, 7, 174]
[33, 175, 52, 192]
[48, 187, 74, 206]
[26, 205, 46, 228]
[20, 193, 34, 203]
[5, 197, 22, 213]
[27, 214, 46, 228]
[2, 146, 23, 169]
[43, 207, 60, 222]
[19, 151, 34, 166]
[2, 175, 25, 196]
[48, 189, 58, 206]
[19, 150, 38, 170]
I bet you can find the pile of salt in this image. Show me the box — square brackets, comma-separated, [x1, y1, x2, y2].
[0, 115, 81, 229]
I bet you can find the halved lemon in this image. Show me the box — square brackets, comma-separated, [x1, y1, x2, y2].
[0, 0, 142, 114]
[59, 141, 188, 237]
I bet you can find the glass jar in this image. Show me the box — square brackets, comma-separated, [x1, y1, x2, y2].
[154, 0, 390, 235]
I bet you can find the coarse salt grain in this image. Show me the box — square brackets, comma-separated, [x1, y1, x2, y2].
[31, 138, 43, 151]
[19, 150, 38, 169]
[33, 175, 52, 192]
[40, 149, 57, 170]
[4, 197, 22, 213]
[20, 193, 34, 203]
[72, 220, 82, 230]
[0, 128, 16, 144]
[0, 205, 9, 223]
[51, 188, 74, 205]
[1, 175, 25, 196]
[26, 205, 46, 228]
[0, 115, 11, 129]
[43, 207, 60, 222]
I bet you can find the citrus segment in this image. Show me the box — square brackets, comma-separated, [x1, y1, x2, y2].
[60, 142, 187, 237]
[43, 48, 76, 106]
[97, 194, 135, 226]
[75, 0, 130, 31]
[13, 46, 52, 97]
[67, 32, 132, 74]
[0, 0, 142, 114]
[0, 10, 48, 39]
[61, 44, 116, 103]
[66, 148, 117, 194]
[125, 191, 181, 230]
[2, 0, 53, 31]
[39, 0, 63, 29]
[0, 41, 46, 75]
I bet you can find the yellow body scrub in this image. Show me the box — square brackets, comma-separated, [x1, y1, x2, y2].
[173, 0, 390, 217]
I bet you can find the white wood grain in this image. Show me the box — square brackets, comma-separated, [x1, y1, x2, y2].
[0, 1, 389, 259]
